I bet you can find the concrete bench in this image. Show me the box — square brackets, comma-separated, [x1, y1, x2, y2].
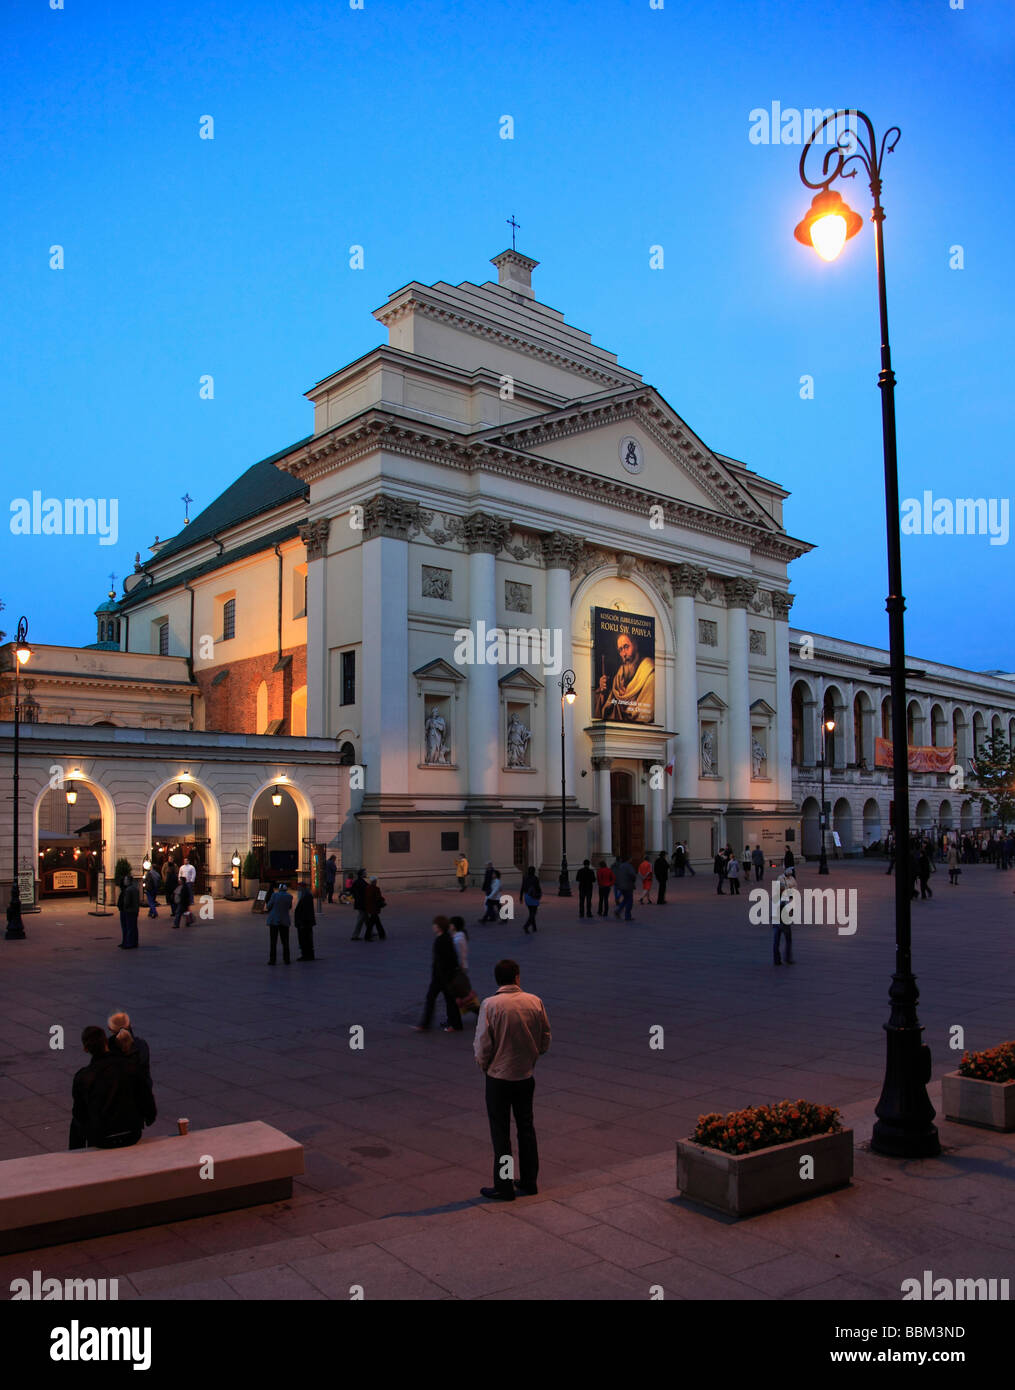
[0, 1121, 303, 1254]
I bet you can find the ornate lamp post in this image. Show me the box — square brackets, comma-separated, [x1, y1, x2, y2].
[794, 110, 939, 1157]
[558, 670, 576, 895]
[818, 717, 835, 874]
[6, 617, 32, 940]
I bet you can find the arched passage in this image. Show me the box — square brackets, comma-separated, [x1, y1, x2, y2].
[938, 798, 954, 831]
[832, 797, 853, 852]
[146, 777, 223, 892]
[247, 779, 318, 887]
[914, 799, 932, 834]
[34, 778, 108, 899]
[862, 797, 882, 846]
[801, 796, 821, 857]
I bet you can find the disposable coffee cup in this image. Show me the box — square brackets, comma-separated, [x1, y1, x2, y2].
[178, 1118, 189, 1135]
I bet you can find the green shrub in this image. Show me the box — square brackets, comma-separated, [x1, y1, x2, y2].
[242, 851, 260, 880]
[692, 1099, 842, 1154]
[112, 857, 133, 884]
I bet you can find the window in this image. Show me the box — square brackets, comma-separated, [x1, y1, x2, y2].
[441, 831, 459, 852]
[222, 598, 236, 641]
[388, 832, 410, 853]
[341, 651, 356, 706]
[293, 564, 307, 619]
[158, 622, 169, 656]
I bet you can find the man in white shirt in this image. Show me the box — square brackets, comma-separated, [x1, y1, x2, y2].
[474, 960, 551, 1201]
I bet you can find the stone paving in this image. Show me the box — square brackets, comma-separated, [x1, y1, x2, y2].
[0, 858, 1012, 1300]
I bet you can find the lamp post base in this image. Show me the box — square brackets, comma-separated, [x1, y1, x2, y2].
[870, 974, 941, 1159]
[818, 851, 830, 875]
[557, 858, 571, 897]
[5, 888, 26, 940]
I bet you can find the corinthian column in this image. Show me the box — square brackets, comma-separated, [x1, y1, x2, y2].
[772, 591, 795, 803]
[725, 577, 757, 804]
[670, 564, 706, 803]
[463, 513, 511, 799]
[360, 495, 419, 795]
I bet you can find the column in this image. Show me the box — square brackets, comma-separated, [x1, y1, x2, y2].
[360, 496, 417, 795]
[670, 564, 706, 803]
[592, 756, 613, 857]
[463, 514, 510, 800]
[772, 591, 794, 803]
[300, 519, 331, 738]
[541, 531, 582, 804]
[725, 577, 756, 804]
[648, 764, 666, 854]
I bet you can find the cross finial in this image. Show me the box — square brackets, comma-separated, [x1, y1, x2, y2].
[182, 492, 193, 525]
[108, 572, 117, 598]
[507, 214, 521, 250]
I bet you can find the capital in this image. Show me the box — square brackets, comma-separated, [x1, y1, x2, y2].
[362, 494, 421, 541]
[669, 562, 707, 597]
[462, 512, 511, 555]
[540, 530, 586, 573]
[299, 517, 331, 561]
[724, 576, 758, 609]
[771, 591, 795, 621]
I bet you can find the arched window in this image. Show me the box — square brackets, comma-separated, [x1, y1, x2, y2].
[339, 741, 356, 765]
[255, 681, 269, 735]
[290, 685, 307, 737]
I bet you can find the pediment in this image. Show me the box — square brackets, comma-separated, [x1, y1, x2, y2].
[498, 667, 544, 691]
[413, 658, 465, 684]
[751, 698, 777, 717]
[698, 691, 728, 711]
[479, 387, 778, 530]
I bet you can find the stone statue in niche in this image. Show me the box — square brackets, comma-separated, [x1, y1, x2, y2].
[751, 736, 767, 779]
[701, 727, 715, 776]
[506, 712, 532, 767]
[424, 706, 450, 764]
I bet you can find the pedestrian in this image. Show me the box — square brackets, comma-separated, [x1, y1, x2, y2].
[611, 856, 624, 909]
[671, 844, 685, 879]
[414, 916, 463, 1032]
[481, 861, 495, 898]
[325, 854, 338, 904]
[449, 917, 479, 1018]
[455, 852, 469, 893]
[520, 866, 542, 933]
[107, 1011, 152, 1084]
[295, 882, 317, 960]
[653, 850, 670, 905]
[69, 1026, 156, 1151]
[143, 861, 161, 918]
[684, 845, 696, 877]
[914, 847, 933, 900]
[884, 832, 895, 875]
[474, 959, 551, 1201]
[349, 868, 369, 939]
[783, 844, 795, 872]
[636, 854, 653, 905]
[179, 854, 197, 913]
[480, 868, 502, 923]
[726, 853, 741, 895]
[947, 843, 960, 886]
[163, 858, 178, 910]
[772, 867, 795, 965]
[265, 881, 293, 964]
[752, 845, 765, 882]
[116, 873, 140, 949]
[576, 859, 596, 918]
[713, 850, 727, 895]
[613, 858, 636, 920]
[172, 875, 193, 929]
[363, 876, 387, 940]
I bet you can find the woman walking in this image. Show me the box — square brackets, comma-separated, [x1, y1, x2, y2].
[637, 855, 653, 905]
[414, 916, 463, 1032]
[449, 916, 479, 1017]
[479, 868, 502, 923]
[295, 882, 317, 959]
[947, 842, 961, 886]
[596, 860, 614, 916]
[726, 852, 741, 895]
[521, 866, 542, 933]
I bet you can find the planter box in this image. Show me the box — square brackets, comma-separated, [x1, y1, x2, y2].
[676, 1129, 852, 1218]
[942, 1071, 1015, 1132]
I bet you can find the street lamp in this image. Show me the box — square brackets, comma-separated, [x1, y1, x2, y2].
[6, 617, 32, 940]
[558, 670, 576, 896]
[818, 717, 835, 875]
[794, 110, 939, 1157]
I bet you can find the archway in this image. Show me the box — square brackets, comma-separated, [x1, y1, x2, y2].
[930, 703, 947, 748]
[960, 800, 974, 831]
[907, 699, 925, 747]
[881, 695, 893, 740]
[822, 686, 846, 768]
[853, 690, 874, 770]
[148, 779, 220, 893]
[35, 781, 103, 898]
[832, 797, 853, 853]
[972, 711, 986, 758]
[792, 680, 815, 766]
[953, 707, 968, 763]
[914, 799, 932, 834]
[247, 780, 318, 887]
[862, 797, 882, 846]
[938, 798, 954, 831]
[33, 772, 116, 904]
[801, 796, 821, 857]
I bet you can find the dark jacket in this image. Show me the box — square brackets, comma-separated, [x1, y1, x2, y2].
[713, 854, 727, 877]
[481, 865, 495, 894]
[784, 848, 795, 869]
[363, 882, 385, 915]
[614, 861, 637, 893]
[653, 855, 669, 881]
[109, 1028, 152, 1084]
[117, 880, 140, 913]
[163, 863, 179, 893]
[752, 848, 765, 867]
[325, 858, 337, 886]
[351, 875, 367, 910]
[69, 1052, 156, 1150]
[295, 891, 316, 927]
[575, 864, 597, 890]
[266, 889, 293, 926]
[431, 930, 458, 985]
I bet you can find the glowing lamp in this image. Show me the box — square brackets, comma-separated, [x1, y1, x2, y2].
[167, 783, 193, 810]
[65, 782, 78, 805]
[794, 189, 863, 261]
[271, 791, 283, 807]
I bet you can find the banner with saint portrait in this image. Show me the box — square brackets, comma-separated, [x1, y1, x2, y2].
[591, 607, 656, 723]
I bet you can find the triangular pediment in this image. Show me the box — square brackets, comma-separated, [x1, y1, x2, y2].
[498, 667, 544, 691]
[413, 658, 465, 683]
[699, 691, 728, 711]
[751, 698, 777, 717]
[478, 386, 779, 530]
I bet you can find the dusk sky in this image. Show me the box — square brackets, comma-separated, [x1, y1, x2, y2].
[3, 0, 1012, 670]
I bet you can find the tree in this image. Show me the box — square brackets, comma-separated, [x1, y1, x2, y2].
[967, 733, 1015, 829]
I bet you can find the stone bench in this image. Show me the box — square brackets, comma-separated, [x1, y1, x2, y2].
[0, 1121, 303, 1254]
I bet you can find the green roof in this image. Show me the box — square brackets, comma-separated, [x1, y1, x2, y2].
[150, 447, 309, 564]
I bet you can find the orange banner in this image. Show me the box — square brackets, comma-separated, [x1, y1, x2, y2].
[874, 738, 955, 773]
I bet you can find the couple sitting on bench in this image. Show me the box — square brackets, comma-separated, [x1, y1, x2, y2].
[68, 1011, 157, 1151]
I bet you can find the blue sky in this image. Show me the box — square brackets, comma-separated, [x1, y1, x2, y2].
[2, 0, 1012, 669]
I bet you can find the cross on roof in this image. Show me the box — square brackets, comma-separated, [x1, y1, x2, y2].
[182, 492, 193, 525]
[108, 572, 118, 597]
[507, 215, 521, 250]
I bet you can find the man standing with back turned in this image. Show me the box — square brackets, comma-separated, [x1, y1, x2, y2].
[474, 959, 551, 1201]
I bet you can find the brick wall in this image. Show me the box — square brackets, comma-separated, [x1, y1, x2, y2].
[196, 645, 307, 734]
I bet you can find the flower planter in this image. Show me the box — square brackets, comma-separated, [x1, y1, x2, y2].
[676, 1129, 853, 1218]
[941, 1072, 1015, 1132]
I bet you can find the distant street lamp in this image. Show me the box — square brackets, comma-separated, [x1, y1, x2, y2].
[558, 670, 576, 896]
[818, 717, 835, 875]
[6, 617, 32, 940]
[794, 109, 939, 1158]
